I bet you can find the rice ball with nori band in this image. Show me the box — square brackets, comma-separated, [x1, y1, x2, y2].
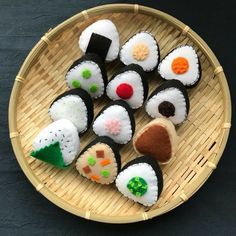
[133, 118, 178, 164]
[145, 80, 189, 125]
[79, 19, 120, 62]
[119, 32, 160, 72]
[106, 64, 149, 109]
[76, 136, 121, 185]
[93, 100, 135, 144]
[66, 53, 107, 99]
[116, 156, 163, 207]
[49, 89, 94, 134]
[31, 119, 80, 168]
[158, 45, 201, 87]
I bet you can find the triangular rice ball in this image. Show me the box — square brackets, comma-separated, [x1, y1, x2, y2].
[31, 119, 80, 167]
[106, 64, 148, 109]
[92, 101, 135, 144]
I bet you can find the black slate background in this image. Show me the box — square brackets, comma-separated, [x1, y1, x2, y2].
[0, 0, 235, 235]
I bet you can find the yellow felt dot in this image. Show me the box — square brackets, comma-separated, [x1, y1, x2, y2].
[132, 43, 149, 61]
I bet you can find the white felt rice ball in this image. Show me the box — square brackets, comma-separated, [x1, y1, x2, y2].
[116, 156, 163, 207]
[79, 19, 120, 62]
[66, 60, 104, 98]
[92, 101, 135, 144]
[158, 45, 201, 87]
[145, 80, 189, 125]
[116, 163, 158, 206]
[146, 88, 187, 124]
[66, 54, 107, 99]
[49, 95, 88, 133]
[106, 71, 144, 109]
[106, 64, 148, 109]
[120, 32, 159, 72]
[49, 89, 94, 134]
[32, 119, 80, 166]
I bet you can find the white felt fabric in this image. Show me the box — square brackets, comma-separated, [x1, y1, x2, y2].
[116, 163, 158, 206]
[93, 105, 132, 144]
[66, 60, 104, 98]
[49, 95, 88, 133]
[158, 45, 200, 86]
[106, 71, 144, 109]
[79, 19, 120, 62]
[120, 32, 159, 72]
[145, 88, 187, 125]
[33, 119, 80, 165]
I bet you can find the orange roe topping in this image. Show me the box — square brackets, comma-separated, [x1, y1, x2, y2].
[132, 43, 149, 61]
[171, 57, 189, 74]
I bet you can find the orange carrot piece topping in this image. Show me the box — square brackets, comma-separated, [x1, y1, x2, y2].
[100, 159, 111, 166]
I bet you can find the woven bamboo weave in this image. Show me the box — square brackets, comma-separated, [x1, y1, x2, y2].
[9, 4, 231, 223]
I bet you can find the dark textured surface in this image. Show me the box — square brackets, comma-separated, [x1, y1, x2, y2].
[0, 0, 235, 235]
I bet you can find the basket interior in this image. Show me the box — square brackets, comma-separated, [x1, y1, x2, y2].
[16, 12, 224, 218]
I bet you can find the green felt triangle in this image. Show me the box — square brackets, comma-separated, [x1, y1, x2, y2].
[31, 142, 67, 168]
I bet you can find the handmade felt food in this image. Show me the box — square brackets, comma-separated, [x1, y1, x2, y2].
[119, 32, 159, 72]
[92, 100, 135, 144]
[31, 119, 80, 168]
[133, 118, 178, 164]
[145, 80, 190, 125]
[79, 19, 120, 62]
[106, 64, 148, 109]
[76, 136, 121, 184]
[66, 53, 107, 98]
[158, 45, 201, 87]
[116, 156, 163, 206]
[49, 88, 94, 134]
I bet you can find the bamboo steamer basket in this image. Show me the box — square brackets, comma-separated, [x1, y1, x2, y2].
[9, 4, 231, 223]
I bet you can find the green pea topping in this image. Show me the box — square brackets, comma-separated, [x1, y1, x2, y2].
[89, 84, 99, 93]
[101, 170, 110, 178]
[87, 156, 96, 166]
[72, 80, 81, 88]
[81, 69, 92, 79]
[127, 177, 148, 197]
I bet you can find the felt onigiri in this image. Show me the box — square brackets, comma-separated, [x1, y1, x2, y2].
[119, 32, 159, 72]
[158, 45, 201, 87]
[106, 64, 149, 109]
[116, 156, 163, 206]
[79, 19, 120, 62]
[133, 118, 178, 164]
[49, 89, 94, 134]
[145, 80, 190, 125]
[76, 136, 121, 185]
[66, 53, 107, 98]
[31, 119, 80, 168]
[92, 100, 135, 144]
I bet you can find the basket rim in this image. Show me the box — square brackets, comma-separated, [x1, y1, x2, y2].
[8, 3, 231, 224]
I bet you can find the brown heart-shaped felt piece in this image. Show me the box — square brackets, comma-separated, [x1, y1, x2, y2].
[133, 118, 177, 164]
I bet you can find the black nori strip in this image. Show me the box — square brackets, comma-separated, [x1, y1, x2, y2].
[67, 53, 108, 86]
[120, 155, 163, 197]
[86, 33, 112, 62]
[148, 79, 190, 115]
[50, 88, 94, 134]
[158, 45, 201, 88]
[109, 64, 149, 103]
[78, 136, 121, 172]
[95, 100, 136, 138]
